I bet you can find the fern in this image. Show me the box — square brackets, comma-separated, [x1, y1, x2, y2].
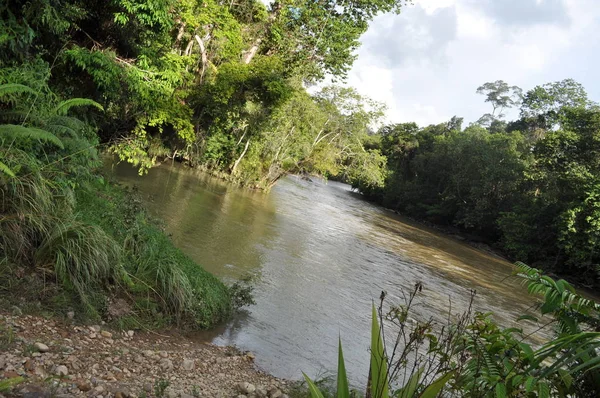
[0, 160, 15, 177]
[0, 83, 35, 97]
[0, 124, 64, 148]
[53, 98, 103, 116]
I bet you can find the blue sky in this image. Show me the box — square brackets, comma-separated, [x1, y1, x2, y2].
[345, 0, 600, 126]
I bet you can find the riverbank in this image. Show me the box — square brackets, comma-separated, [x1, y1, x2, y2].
[0, 312, 290, 398]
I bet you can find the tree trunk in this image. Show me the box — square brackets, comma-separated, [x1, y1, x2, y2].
[243, 39, 262, 64]
[194, 35, 208, 80]
[231, 138, 251, 174]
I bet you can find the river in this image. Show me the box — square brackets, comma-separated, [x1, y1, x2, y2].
[110, 161, 543, 386]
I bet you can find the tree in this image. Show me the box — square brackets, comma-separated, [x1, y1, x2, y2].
[519, 79, 593, 134]
[476, 80, 523, 127]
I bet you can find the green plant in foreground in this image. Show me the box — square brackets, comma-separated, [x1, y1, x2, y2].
[304, 266, 600, 397]
[303, 303, 452, 398]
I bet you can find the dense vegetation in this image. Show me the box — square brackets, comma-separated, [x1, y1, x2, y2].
[352, 79, 600, 288]
[0, 0, 409, 324]
[1, 0, 403, 189]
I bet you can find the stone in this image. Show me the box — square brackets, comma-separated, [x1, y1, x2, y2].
[54, 365, 68, 376]
[238, 382, 256, 395]
[159, 358, 173, 371]
[94, 385, 105, 393]
[143, 383, 153, 393]
[164, 387, 178, 398]
[256, 388, 268, 397]
[126, 330, 134, 338]
[143, 350, 154, 358]
[77, 382, 92, 392]
[180, 394, 194, 398]
[100, 331, 112, 339]
[181, 359, 194, 371]
[34, 342, 50, 353]
[90, 325, 101, 333]
[269, 389, 282, 398]
[66, 311, 75, 320]
[159, 351, 168, 358]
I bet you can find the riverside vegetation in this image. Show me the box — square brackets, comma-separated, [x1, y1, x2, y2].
[2, 0, 600, 397]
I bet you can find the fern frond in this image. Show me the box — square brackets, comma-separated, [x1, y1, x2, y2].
[0, 83, 36, 97]
[0, 160, 15, 177]
[54, 98, 104, 116]
[0, 124, 64, 149]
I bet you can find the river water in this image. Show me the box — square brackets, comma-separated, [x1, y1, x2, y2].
[110, 162, 543, 385]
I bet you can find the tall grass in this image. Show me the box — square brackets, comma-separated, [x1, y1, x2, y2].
[1, 74, 238, 328]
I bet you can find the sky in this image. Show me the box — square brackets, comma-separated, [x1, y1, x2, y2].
[345, 0, 600, 126]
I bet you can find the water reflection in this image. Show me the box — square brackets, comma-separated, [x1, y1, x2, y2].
[111, 162, 546, 384]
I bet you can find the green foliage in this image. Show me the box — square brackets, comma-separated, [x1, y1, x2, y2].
[353, 79, 600, 287]
[0, 64, 238, 329]
[303, 269, 600, 397]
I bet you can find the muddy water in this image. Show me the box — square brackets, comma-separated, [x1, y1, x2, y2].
[111, 162, 544, 385]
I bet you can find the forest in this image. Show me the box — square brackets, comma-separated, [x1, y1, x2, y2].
[2, 0, 600, 397]
[353, 79, 600, 289]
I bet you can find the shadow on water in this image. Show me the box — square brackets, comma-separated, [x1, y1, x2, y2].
[110, 162, 560, 385]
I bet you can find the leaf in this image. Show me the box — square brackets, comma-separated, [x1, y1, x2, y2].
[516, 314, 538, 323]
[54, 98, 104, 116]
[537, 381, 550, 398]
[0, 83, 35, 97]
[419, 371, 454, 398]
[337, 337, 350, 398]
[302, 373, 325, 398]
[370, 302, 389, 398]
[397, 367, 423, 398]
[0, 160, 15, 177]
[525, 376, 536, 393]
[495, 383, 507, 398]
[0, 124, 64, 148]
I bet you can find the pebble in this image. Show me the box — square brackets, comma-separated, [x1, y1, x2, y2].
[54, 365, 69, 376]
[238, 382, 256, 394]
[67, 311, 75, 320]
[77, 382, 92, 392]
[182, 359, 194, 371]
[160, 358, 174, 371]
[34, 342, 50, 353]
[100, 331, 112, 338]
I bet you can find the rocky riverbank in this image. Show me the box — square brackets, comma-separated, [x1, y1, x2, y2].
[0, 313, 290, 398]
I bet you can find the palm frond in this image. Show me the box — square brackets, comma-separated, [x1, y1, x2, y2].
[54, 98, 104, 116]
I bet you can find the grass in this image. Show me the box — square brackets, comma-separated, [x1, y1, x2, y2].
[1, 158, 240, 329]
[73, 178, 237, 328]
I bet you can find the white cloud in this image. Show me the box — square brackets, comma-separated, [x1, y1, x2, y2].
[345, 0, 600, 126]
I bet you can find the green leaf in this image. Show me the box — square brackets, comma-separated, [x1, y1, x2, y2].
[0, 160, 15, 177]
[495, 383, 507, 398]
[370, 302, 389, 398]
[419, 371, 454, 398]
[397, 367, 423, 398]
[54, 98, 104, 116]
[516, 314, 538, 323]
[0, 124, 64, 148]
[525, 376, 536, 393]
[302, 373, 325, 398]
[337, 337, 350, 398]
[537, 381, 550, 398]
